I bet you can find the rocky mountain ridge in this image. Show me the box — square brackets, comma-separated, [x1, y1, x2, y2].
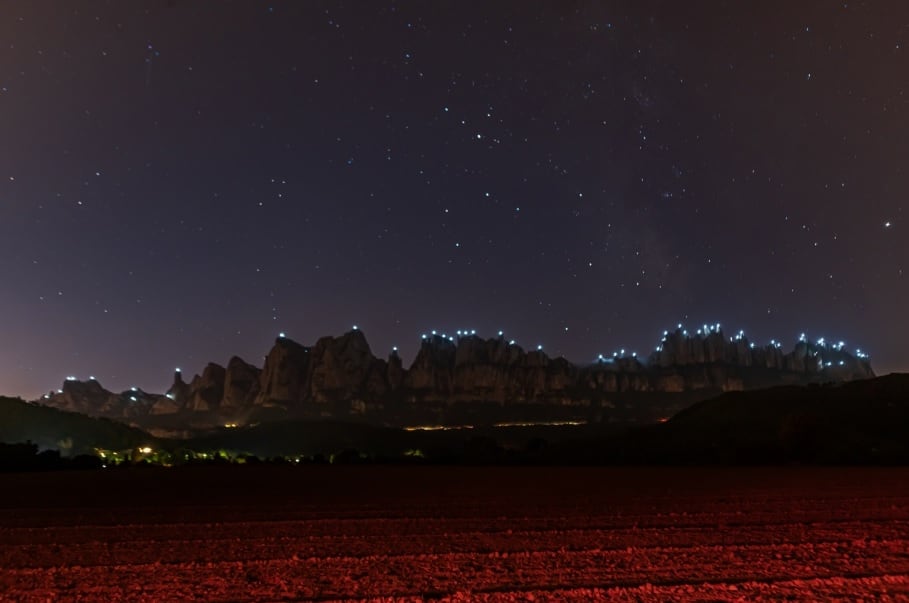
[39, 326, 874, 430]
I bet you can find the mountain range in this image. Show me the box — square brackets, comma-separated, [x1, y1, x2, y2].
[38, 325, 874, 436]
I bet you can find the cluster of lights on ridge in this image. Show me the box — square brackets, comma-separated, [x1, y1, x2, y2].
[52, 322, 870, 393]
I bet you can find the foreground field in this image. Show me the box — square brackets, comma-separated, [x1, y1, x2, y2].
[1, 467, 909, 601]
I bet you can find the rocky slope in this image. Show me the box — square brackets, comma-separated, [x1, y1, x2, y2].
[38, 326, 874, 430]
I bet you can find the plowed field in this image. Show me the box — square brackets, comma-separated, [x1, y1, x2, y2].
[2, 466, 909, 601]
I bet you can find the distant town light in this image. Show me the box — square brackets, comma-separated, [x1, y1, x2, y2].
[138, 447, 152, 454]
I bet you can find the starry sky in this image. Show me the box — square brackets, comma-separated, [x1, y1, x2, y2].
[2, 1, 907, 399]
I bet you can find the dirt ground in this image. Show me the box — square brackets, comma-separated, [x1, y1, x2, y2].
[2, 466, 909, 601]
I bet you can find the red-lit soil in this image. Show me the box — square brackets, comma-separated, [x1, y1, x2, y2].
[2, 466, 909, 601]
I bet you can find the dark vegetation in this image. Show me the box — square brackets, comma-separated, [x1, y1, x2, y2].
[2, 375, 909, 470]
[0, 442, 103, 472]
[0, 396, 156, 454]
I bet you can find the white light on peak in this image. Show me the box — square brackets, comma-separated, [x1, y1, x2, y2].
[509, 339, 516, 345]
[470, 329, 476, 335]
[392, 346, 398, 352]
[89, 376, 95, 380]
[352, 325, 358, 330]
[131, 386, 137, 392]
[66, 376, 76, 381]
[537, 344, 543, 351]
[279, 332, 286, 338]
[677, 323, 682, 329]
[421, 334, 427, 339]
[498, 330, 503, 336]
[620, 348, 625, 355]
[431, 330, 437, 335]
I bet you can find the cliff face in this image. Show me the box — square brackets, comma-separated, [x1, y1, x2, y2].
[38, 327, 875, 427]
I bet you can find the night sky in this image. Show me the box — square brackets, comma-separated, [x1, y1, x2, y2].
[2, 1, 906, 399]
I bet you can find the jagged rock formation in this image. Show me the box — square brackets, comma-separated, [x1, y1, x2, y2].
[38, 326, 875, 429]
[223, 357, 261, 410]
[47, 379, 162, 420]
